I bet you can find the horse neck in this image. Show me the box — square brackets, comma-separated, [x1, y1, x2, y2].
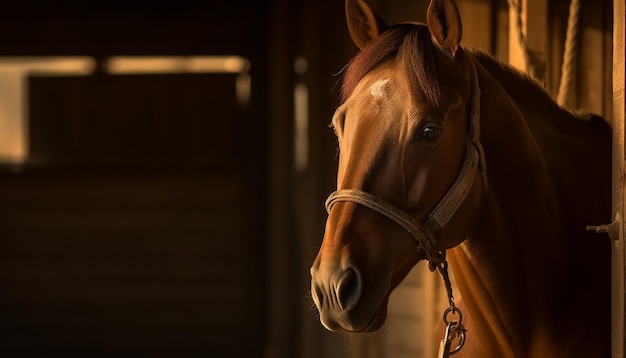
[446, 54, 611, 356]
[469, 53, 611, 257]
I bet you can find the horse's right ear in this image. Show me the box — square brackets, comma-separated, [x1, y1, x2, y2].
[426, 0, 462, 56]
[345, 0, 388, 49]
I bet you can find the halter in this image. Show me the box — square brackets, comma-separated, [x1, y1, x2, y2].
[325, 61, 486, 268]
[325, 61, 486, 355]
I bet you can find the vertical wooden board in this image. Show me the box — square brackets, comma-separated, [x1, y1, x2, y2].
[579, 0, 605, 115]
[614, 0, 625, 356]
[421, 265, 438, 358]
[0, 72, 25, 163]
[266, 0, 299, 357]
[603, 0, 614, 122]
[494, 0, 511, 62]
[508, 0, 548, 80]
[522, 0, 548, 54]
[456, 0, 493, 51]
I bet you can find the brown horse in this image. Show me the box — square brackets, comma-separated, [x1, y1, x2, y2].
[309, 0, 611, 356]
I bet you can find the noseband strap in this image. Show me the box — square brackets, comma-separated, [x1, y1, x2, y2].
[325, 61, 486, 268]
[325, 189, 443, 265]
[325, 144, 478, 266]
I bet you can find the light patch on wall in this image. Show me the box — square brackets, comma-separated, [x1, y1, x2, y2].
[294, 57, 309, 172]
[0, 56, 251, 166]
[0, 57, 96, 165]
[105, 56, 251, 106]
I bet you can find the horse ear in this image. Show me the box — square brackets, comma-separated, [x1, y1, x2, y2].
[345, 0, 388, 49]
[426, 0, 462, 56]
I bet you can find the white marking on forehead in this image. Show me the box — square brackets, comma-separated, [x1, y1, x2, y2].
[369, 78, 391, 98]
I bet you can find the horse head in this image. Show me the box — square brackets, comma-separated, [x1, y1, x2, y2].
[310, 0, 486, 332]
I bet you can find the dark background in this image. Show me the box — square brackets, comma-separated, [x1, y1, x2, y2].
[0, 1, 351, 357]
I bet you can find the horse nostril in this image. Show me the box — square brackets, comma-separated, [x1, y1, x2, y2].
[336, 267, 362, 311]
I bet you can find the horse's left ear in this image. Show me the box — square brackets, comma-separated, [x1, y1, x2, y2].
[346, 0, 388, 49]
[426, 0, 462, 56]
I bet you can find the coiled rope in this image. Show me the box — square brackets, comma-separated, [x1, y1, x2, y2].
[556, 0, 581, 107]
[508, 0, 581, 107]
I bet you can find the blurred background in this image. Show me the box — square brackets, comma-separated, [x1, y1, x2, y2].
[0, 0, 614, 357]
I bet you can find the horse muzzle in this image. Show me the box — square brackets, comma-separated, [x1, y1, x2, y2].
[310, 263, 389, 332]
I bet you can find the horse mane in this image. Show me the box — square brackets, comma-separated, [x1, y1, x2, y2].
[341, 23, 612, 136]
[341, 23, 447, 106]
[468, 50, 613, 135]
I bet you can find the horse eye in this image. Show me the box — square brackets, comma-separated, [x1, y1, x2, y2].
[417, 124, 442, 142]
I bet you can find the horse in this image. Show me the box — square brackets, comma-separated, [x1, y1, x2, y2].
[309, 0, 612, 356]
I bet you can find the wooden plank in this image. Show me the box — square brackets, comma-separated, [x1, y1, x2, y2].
[604, 0, 614, 121]
[579, 0, 604, 115]
[265, 0, 301, 357]
[508, 0, 548, 80]
[494, 0, 511, 62]
[456, 0, 493, 51]
[421, 263, 438, 358]
[614, 0, 625, 356]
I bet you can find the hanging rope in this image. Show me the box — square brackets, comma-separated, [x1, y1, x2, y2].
[507, 0, 547, 80]
[507, 0, 533, 75]
[556, 0, 582, 107]
[508, 0, 581, 107]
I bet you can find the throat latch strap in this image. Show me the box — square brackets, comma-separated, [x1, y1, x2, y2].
[428, 143, 480, 228]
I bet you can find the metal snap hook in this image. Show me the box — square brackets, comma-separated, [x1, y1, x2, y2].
[441, 307, 467, 356]
[438, 321, 467, 358]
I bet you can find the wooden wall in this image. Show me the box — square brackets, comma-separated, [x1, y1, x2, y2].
[0, 2, 269, 357]
[0, 72, 265, 358]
